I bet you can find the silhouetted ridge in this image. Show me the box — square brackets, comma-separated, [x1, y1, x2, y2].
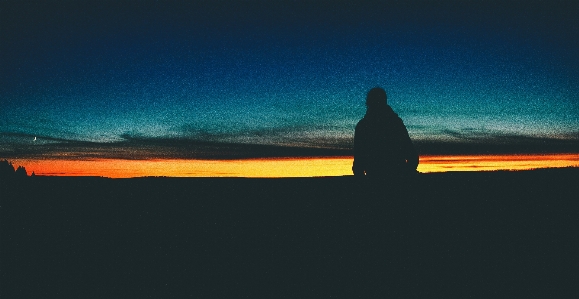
[0, 160, 29, 179]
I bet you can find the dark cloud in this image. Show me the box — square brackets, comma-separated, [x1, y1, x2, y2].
[0, 132, 82, 143]
[2, 130, 578, 160]
[175, 123, 354, 149]
[0, 132, 352, 160]
[415, 130, 579, 155]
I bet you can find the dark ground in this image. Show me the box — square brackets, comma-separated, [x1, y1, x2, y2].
[1, 169, 578, 298]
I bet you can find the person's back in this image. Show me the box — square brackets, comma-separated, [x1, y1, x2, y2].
[352, 87, 418, 177]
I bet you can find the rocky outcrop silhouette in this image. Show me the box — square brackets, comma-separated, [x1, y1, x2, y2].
[0, 160, 15, 177]
[0, 160, 29, 179]
[15, 165, 28, 177]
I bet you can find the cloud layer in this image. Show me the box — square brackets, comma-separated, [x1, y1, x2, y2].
[2, 130, 577, 160]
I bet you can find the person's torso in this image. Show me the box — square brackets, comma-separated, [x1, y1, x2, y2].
[359, 113, 407, 172]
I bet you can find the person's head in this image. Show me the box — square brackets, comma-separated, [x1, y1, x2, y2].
[366, 87, 387, 108]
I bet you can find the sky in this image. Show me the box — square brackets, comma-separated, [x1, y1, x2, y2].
[1, 0, 578, 167]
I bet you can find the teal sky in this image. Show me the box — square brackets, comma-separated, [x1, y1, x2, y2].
[1, 1, 578, 159]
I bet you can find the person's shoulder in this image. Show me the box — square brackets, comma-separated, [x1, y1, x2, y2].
[386, 108, 409, 133]
[384, 107, 403, 124]
[394, 114, 405, 125]
[355, 117, 369, 130]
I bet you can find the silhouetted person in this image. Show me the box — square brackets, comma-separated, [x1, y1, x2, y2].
[353, 87, 418, 177]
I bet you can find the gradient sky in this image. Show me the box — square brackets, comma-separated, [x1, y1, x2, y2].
[1, 0, 578, 161]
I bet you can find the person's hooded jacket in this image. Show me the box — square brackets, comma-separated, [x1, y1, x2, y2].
[353, 104, 418, 176]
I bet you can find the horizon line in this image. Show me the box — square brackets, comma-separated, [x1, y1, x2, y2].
[5, 153, 579, 179]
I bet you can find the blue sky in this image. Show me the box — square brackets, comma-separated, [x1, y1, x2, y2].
[1, 0, 578, 159]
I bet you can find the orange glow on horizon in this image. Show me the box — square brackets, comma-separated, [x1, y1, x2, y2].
[417, 154, 579, 173]
[9, 154, 579, 178]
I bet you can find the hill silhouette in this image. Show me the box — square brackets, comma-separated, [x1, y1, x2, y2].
[0, 160, 29, 179]
[1, 168, 578, 298]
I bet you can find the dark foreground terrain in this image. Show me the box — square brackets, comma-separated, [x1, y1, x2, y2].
[2, 169, 578, 298]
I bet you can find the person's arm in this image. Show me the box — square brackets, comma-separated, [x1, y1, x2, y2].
[352, 122, 366, 176]
[399, 121, 419, 171]
[406, 144, 419, 171]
